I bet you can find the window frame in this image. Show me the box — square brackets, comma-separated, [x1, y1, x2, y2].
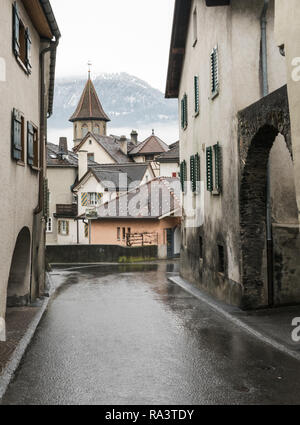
[46, 216, 53, 233]
[27, 121, 39, 169]
[12, 108, 25, 163]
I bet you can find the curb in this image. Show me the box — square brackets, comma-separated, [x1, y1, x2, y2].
[0, 272, 60, 400]
[168, 275, 300, 362]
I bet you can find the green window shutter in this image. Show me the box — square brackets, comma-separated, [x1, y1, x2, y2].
[81, 192, 88, 206]
[13, 2, 20, 57]
[181, 98, 185, 129]
[66, 221, 69, 236]
[194, 76, 199, 113]
[180, 161, 187, 192]
[214, 142, 222, 193]
[195, 153, 200, 191]
[206, 147, 213, 192]
[25, 28, 32, 74]
[190, 155, 196, 192]
[12, 109, 22, 160]
[211, 47, 219, 96]
[27, 122, 34, 165]
[184, 94, 188, 128]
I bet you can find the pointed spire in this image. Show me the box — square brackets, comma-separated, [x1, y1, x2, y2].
[69, 74, 110, 123]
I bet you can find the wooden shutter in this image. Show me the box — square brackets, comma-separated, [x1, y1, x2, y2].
[206, 147, 213, 192]
[97, 193, 103, 202]
[27, 122, 34, 165]
[181, 98, 185, 129]
[211, 47, 219, 96]
[81, 192, 88, 206]
[194, 76, 199, 113]
[12, 109, 22, 160]
[180, 161, 187, 193]
[13, 2, 20, 57]
[214, 142, 222, 193]
[190, 155, 196, 192]
[25, 28, 32, 74]
[85, 223, 89, 238]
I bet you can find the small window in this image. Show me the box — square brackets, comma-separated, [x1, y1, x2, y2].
[93, 125, 100, 135]
[82, 125, 88, 138]
[58, 220, 69, 236]
[127, 228, 131, 234]
[87, 153, 95, 162]
[193, 7, 198, 47]
[210, 46, 219, 99]
[11, 108, 25, 162]
[84, 223, 89, 238]
[46, 217, 53, 233]
[180, 160, 187, 193]
[122, 227, 126, 240]
[218, 245, 225, 274]
[87, 192, 99, 206]
[181, 94, 188, 129]
[117, 227, 121, 241]
[27, 122, 39, 168]
[206, 143, 222, 194]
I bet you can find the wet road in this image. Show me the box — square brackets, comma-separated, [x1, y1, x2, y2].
[2, 262, 300, 405]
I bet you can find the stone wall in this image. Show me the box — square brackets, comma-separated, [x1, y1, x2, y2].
[46, 244, 158, 264]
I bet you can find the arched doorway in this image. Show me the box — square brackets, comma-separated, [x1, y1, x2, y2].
[238, 85, 300, 309]
[6, 227, 31, 307]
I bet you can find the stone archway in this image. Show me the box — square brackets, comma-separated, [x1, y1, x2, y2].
[6, 227, 31, 307]
[237, 85, 300, 309]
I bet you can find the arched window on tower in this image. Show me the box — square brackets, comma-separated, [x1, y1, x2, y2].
[82, 124, 88, 138]
[93, 125, 100, 135]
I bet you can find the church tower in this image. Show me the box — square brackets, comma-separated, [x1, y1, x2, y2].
[69, 72, 110, 147]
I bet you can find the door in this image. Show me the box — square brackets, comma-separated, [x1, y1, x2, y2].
[166, 229, 174, 258]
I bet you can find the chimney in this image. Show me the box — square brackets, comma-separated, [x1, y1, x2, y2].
[58, 137, 68, 158]
[120, 135, 127, 155]
[131, 130, 138, 145]
[78, 150, 88, 180]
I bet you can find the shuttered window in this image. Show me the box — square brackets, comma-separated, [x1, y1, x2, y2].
[194, 76, 199, 114]
[81, 192, 88, 206]
[13, 2, 20, 57]
[58, 220, 69, 236]
[12, 108, 24, 161]
[25, 28, 32, 74]
[27, 122, 34, 165]
[180, 160, 187, 193]
[206, 147, 213, 192]
[195, 153, 200, 192]
[210, 46, 219, 98]
[190, 155, 196, 192]
[12, 2, 32, 74]
[181, 94, 188, 129]
[214, 142, 222, 193]
[84, 223, 89, 238]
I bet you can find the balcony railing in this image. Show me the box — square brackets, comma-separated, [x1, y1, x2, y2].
[55, 204, 78, 217]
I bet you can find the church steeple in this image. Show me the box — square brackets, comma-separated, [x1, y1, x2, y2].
[69, 73, 110, 146]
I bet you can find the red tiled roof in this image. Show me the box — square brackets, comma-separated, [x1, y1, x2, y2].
[69, 77, 110, 122]
[129, 132, 169, 156]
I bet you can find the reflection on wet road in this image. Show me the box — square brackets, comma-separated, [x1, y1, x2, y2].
[2, 262, 300, 405]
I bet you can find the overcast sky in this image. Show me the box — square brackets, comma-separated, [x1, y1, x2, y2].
[50, 0, 175, 92]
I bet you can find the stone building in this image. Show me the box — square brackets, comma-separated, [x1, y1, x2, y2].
[166, 0, 300, 309]
[0, 0, 60, 340]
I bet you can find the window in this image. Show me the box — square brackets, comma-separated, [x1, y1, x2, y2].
[206, 143, 222, 194]
[218, 245, 225, 274]
[46, 217, 53, 233]
[87, 192, 102, 206]
[127, 228, 131, 235]
[194, 76, 200, 114]
[27, 122, 38, 168]
[93, 125, 100, 135]
[58, 220, 69, 236]
[12, 108, 24, 162]
[87, 153, 95, 162]
[199, 236, 203, 259]
[181, 94, 188, 129]
[180, 160, 187, 193]
[122, 228, 126, 240]
[193, 7, 198, 47]
[13, 2, 31, 74]
[210, 46, 219, 99]
[117, 227, 121, 241]
[82, 125, 88, 138]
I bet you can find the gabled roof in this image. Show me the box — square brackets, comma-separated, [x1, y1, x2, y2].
[69, 77, 110, 122]
[129, 132, 169, 156]
[73, 132, 133, 164]
[157, 141, 179, 163]
[73, 163, 152, 192]
[95, 177, 181, 219]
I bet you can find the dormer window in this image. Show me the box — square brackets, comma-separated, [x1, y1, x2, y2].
[13, 2, 32, 74]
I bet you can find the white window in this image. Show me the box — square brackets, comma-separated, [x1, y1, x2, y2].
[58, 220, 69, 236]
[46, 216, 52, 233]
[88, 192, 98, 206]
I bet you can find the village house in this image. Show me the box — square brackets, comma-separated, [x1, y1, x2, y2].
[157, 141, 180, 177]
[0, 0, 60, 340]
[166, 0, 300, 309]
[91, 177, 182, 259]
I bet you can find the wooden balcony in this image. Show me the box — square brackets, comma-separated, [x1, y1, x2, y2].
[55, 204, 78, 218]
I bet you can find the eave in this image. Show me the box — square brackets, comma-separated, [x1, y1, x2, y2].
[22, 0, 53, 39]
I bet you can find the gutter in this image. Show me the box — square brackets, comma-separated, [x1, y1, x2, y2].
[260, 0, 274, 306]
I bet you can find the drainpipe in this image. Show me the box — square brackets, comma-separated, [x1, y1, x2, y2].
[261, 0, 274, 306]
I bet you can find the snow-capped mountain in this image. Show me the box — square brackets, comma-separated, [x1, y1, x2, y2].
[48, 72, 178, 129]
